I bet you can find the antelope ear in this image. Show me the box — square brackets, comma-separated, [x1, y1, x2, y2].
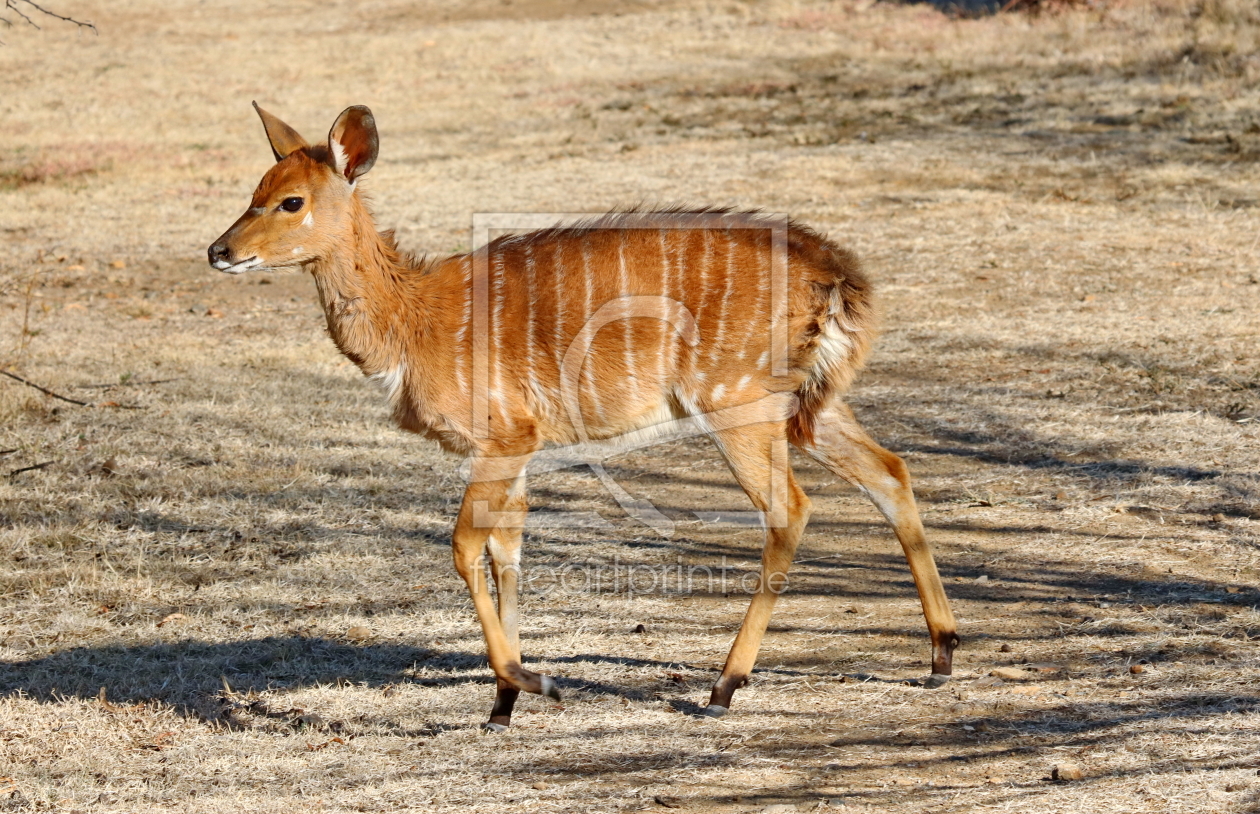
[327, 105, 378, 183]
[253, 101, 309, 162]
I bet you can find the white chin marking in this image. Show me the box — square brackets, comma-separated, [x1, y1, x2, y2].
[215, 256, 264, 274]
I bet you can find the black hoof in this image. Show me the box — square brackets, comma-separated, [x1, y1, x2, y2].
[480, 722, 509, 733]
[922, 673, 950, 689]
[505, 662, 562, 700]
[698, 704, 728, 719]
[539, 674, 561, 701]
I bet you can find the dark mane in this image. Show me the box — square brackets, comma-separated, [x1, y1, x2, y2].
[481, 205, 835, 253]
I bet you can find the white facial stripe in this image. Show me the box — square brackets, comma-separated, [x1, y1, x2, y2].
[301, 212, 314, 228]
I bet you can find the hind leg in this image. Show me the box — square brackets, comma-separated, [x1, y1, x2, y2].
[703, 422, 812, 716]
[798, 401, 959, 686]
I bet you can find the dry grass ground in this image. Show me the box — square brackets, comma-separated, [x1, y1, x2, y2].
[2, 0, 1260, 811]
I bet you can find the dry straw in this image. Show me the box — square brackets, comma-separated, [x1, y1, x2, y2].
[0, 0, 1258, 811]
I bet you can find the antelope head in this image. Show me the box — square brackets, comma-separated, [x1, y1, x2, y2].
[207, 103, 378, 274]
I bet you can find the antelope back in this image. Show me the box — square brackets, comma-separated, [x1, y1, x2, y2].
[410, 212, 876, 453]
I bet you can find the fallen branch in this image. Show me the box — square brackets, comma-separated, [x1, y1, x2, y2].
[0, 368, 91, 406]
[8, 460, 53, 479]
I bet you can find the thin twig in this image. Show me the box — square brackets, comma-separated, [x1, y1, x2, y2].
[8, 460, 53, 479]
[75, 378, 180, 390]
[0, 448, 17, 456]
[14, 270, 44, 364]
[2, 0, 95, 33]
[20, 0, 93, 30]
[0, 368, 91, 406]
[4, 0, 32, 26]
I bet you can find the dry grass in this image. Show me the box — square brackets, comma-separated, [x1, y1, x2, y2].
[1, 0, 1259, 811]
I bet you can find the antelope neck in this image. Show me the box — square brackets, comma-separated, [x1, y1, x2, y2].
[307, 195, 416, 379]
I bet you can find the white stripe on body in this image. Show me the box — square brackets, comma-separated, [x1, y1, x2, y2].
[455, 259, 471, 395]
[618, 231, 637, 396]
[525, 243, 536, 391]
[580, 240, 604, 423]
[738, 239, 765, 362]
[657, 229, 671, 395]
[693, 229, 712, 374]
[552, 242, 565, 397]
[660, 233, 680, 388]
[491, 249, 510, 427]
[708, 233, 734, 371]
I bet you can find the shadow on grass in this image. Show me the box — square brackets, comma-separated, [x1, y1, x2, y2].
[0, 636, 438, 720]
[0, 637, 714, 724]
[2, 517, 1249, 723]
[508, 685, 1260, 811]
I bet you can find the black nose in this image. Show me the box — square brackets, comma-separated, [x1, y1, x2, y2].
[208, 242, 232, 265]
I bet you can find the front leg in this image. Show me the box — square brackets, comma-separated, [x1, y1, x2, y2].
[451, 460, 555, 731]
[484, 482, 527, 731]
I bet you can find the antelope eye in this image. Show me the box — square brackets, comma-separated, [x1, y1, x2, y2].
[280, 197, 304, 213]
